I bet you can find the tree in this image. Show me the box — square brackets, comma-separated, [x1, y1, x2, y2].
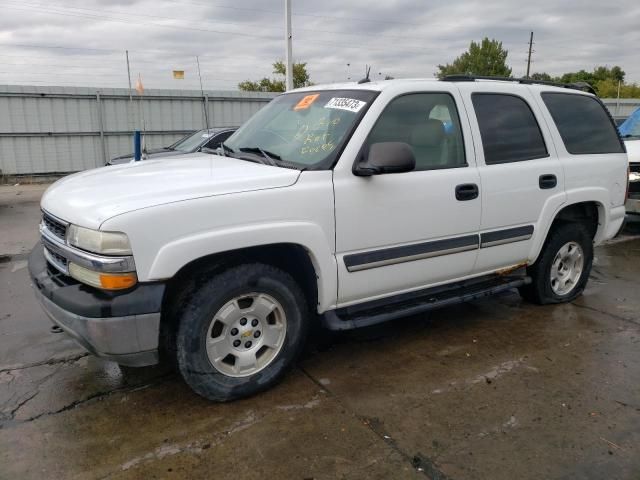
[437, 38, 512, 78]
[554, 66, 631, 96]
[527, 66, 640, 97]
[238, 61, 312, 92]
[530, 72, 553, 82]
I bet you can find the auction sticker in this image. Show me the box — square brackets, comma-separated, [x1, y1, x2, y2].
[294, 94, 320, 111]
[324, 97, 366, 113]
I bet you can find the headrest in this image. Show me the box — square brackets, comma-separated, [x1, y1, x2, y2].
[409, 119, 445, 147]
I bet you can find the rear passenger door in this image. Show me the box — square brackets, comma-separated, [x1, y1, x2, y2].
[457, 84, 567, 273]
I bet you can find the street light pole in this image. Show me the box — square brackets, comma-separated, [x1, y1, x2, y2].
[285, 0, 293, 91]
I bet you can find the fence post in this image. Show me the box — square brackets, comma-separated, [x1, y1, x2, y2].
[96, 91, 107, 167]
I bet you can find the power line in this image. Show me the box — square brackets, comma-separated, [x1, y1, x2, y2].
[0, 1, 434, 54]
[171, 0, 423, 27]
[5, 0, 423, 42]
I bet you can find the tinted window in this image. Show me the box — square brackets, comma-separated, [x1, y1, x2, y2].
[366, 93, 466, 171]
[472, 93, 548, 164]
[541, 93, 625, 154]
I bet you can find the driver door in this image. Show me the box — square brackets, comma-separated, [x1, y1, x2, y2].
[333, 91, 482, 306]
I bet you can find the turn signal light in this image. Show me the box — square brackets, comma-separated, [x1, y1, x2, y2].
[68, 263, 137, 290]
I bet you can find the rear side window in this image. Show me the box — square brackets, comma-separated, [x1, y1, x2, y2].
[541, 93, 624, 154]
[472, 93, 548, 164]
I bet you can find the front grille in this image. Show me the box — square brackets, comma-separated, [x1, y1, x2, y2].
[45, 247, 68, 269]
[42, 212, 67, 240]
[44, 246, 69, 275]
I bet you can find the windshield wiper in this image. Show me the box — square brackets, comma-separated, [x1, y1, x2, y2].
[219, 142, 235, 156]
[622, 134, 640, 139]
[239, 147, 282, 166]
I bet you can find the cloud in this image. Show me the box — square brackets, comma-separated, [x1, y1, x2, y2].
[0, 0, 637, 89]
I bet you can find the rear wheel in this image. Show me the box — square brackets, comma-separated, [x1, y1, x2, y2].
[519, 223, 593, 304]
[176, 263, 309, 401]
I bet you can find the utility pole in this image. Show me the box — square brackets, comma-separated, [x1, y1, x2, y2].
[285, 0, 293, 91]
[525, 31, 534, 78]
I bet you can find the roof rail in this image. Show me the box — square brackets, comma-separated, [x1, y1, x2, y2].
[440, 75, 596, 95]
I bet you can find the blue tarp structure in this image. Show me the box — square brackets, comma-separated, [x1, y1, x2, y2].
[619, 107, 640, 136]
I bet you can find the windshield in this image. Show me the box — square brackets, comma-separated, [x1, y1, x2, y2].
[619, 108, 640, 139]
[172, 130, 213, 153]
[224, 89, 377, 169]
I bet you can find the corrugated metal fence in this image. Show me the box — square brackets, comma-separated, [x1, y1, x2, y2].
[0, 84, 637, 176]
[602, 98, 640, 119]
[0, 85, 276, 175]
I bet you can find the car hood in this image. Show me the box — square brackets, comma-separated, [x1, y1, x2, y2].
[41, 153, 301, 229]
[625, 138, 640, 164]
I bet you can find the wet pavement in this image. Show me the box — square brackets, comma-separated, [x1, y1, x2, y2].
[1, 183, 639, 479]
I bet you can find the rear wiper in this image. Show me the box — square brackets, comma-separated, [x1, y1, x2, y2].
[239, 147, 282, 166]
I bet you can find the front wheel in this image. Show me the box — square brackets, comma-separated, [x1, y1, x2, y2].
[519, 223, 593, 304]
[176, 263, 309, 401]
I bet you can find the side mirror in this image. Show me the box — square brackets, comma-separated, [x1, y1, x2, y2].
[354, 142, 415, 176]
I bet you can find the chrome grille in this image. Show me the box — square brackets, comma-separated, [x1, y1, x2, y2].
[44, 246, 69, 274]
[42, 212, 67, 241]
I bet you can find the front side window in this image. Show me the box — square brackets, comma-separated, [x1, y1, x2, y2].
[365, 93, 466, 171]
[472, 93, 548, 164]
[541, 93, 625, 154]
[224, 89, 377, 169]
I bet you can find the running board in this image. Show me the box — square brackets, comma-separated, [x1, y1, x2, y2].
[321, 273, 531, 331]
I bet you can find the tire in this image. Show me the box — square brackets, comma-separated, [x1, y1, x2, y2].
[518, 222, 593, 305]
[175, 263, 309, 401]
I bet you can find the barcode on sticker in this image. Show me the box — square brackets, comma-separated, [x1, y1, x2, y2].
[324, 97, 366, 113]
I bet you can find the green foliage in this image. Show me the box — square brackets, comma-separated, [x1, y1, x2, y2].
[530, 72, 553, 82]
[532, 66, 639, 97]
[238, 61, 312, 92]
[594, 79, 640, 98]
[437, 38, 512, 78]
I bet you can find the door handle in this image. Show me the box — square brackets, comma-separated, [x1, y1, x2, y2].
[455, 183, 479, 201]
[539, 174, 557, 189]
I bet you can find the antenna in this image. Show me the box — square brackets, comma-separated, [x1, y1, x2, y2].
[196, 56, 210, 131]
[358, 65, 372, 84]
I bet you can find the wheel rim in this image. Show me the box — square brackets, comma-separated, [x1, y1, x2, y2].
[205, 292, 287, 378]
[550, 241, 584, 296]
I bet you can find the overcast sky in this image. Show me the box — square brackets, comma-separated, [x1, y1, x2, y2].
[0, 0, 638, 90]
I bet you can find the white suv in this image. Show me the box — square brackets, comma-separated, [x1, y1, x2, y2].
[29, 77, 628, 401]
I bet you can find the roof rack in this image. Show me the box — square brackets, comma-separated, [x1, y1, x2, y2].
[440, 75, 596, 95]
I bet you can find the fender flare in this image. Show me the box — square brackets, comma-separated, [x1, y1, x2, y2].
[147, 222, 337, 312]
[527, 187, 610, 263]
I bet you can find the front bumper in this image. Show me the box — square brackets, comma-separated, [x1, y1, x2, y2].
[29, 243, 165, 366]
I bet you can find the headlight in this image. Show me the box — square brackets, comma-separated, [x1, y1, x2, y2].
[67, 225, 132, 255]
[69, 263, 137, 290]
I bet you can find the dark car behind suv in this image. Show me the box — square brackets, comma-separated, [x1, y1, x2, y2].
[107, 128, 236, 165]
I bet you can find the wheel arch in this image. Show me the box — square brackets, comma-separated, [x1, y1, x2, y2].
[529, 199, 603, 264]
[159, 242, 323, 363]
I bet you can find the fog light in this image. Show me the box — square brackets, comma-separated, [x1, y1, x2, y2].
[68, 263, 137, 290]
